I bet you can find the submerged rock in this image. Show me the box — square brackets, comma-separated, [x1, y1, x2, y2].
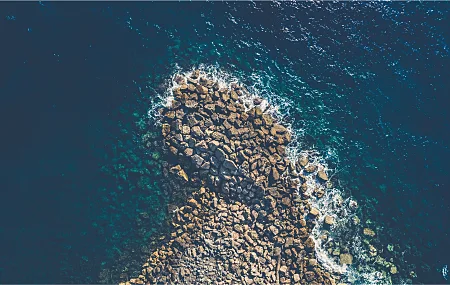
[339, 253, 353, 265]
[363, 228, 376, 237]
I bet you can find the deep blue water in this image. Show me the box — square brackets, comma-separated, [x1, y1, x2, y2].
[0, 2, 449, 284]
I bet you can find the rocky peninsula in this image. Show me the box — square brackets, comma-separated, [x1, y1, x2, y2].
[122, 70, 341, 285]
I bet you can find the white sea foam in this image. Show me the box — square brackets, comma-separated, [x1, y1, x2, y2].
[148, 65, 405, 285]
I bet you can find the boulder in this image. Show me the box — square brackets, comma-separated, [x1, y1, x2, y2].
[191, 126, 204, 138]
[270, 124, 287, 136]
[369, 244, 377, 257]
[215, 148, 227, 162]
[324, 215, 334, 226]
[269, 225, 279, 236]
[169, 146, 178, 155]
[253, 97, 263, 105]
[188, 84, 196, 92]
[339, 253, 353, 265]
[184, 148, 194, 156]
[285, 237, 294, 247]
[305, 237, 315, 249]
[195, 140, 208, 152]
[187, 115, 199, 127]
[223, 145, 233, 154]
[175, 108, 185, 119]
[191, 154, 204, 168]
[185, 100, 198, 108]
[309, 207, 320, 217]
[271, 167, 280, 181]
[181, 125, 190, 135]
[222, 92, 230, 102]
[261, 114, 273, 127]
[298, 156, 308, 167]
[201, 161, 211, 170]
[230, 90, 239, 100]
[281, 197, 291, 207]
[188, 198, 200, 209]
[317, 170, 328, 181]
[162, 124, 170, 137]
[170, 165, 188, 182]
[305, 271, 315, 282]
[223, 159, 237, 171]
[191, 70, 200, 79]
[305, 164, 317, 173]
[165, 111, 176, 120]
[308, 258, 318, 267]
[363, 228, 376, 237]
[208, 140, 220, 151]
[196, 85, 208, 94]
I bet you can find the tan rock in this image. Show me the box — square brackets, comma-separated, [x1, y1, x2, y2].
[309, 207, 320, 217]
[208, 140, 220, 151]
[184, 148, 194, 156]
[309, 258, 317, 267]
[284, 237, 294, 247]
[181, 126, 191, 135]
[281, 197, 291, 207]
[191, 70, 200, 79]
[270, 124, 287, 136]
[317, 170, 328, 181]
[305, 237, 315, 249]
[269, 225, 279, 236]
[305, 164, 317, 172]
[271, 167, 280, 181]
[339, 253, 353, 265]
[262, 114, 273, 126]
[298, 156, 308, 167]
[170, 165, 188, 182]
[162, 124, 170, 137]
[191, 126, 203, 137]
[185, 99, 198, 108]
[165, 110, 176, 119]
[324, 215, 334, 226]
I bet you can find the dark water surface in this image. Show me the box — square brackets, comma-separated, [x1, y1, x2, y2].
[0, 2, 449, 284]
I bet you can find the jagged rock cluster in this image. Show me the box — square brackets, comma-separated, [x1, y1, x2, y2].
[124, 70, 339, 285]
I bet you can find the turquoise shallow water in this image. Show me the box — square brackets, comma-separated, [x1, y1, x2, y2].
[0, 2, 449, 284]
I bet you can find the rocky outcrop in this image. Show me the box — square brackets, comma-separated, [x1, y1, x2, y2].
[123, 70, 339, 285]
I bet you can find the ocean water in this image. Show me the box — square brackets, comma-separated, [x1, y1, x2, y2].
[0, 2, 449, 284]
